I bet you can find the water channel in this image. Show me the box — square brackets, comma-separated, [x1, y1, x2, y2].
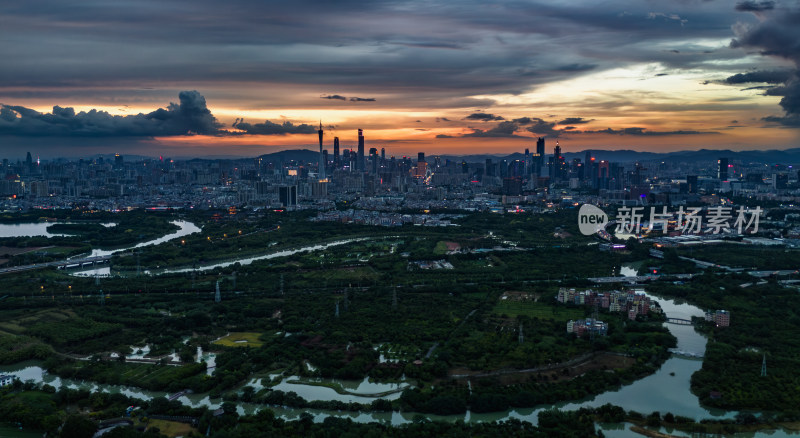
[1, 230, 797, 435]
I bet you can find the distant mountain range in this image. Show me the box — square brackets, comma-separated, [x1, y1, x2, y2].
[253, 147, 800, 165]
[77, 147, 800, 165]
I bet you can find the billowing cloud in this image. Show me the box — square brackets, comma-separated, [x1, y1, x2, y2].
[232, 119, 316, 135]
[0, 91, 221, 137]
[465, 113, 504, 121]
[730, 2, 800, 127]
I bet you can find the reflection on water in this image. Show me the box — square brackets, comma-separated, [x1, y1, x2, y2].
[164, 237, 371, 274]
[86, 220, 201, 257]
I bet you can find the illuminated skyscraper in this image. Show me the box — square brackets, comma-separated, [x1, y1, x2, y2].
[318, 122, 326, 180]
[333, 137, 340, 169]
[357, 129, 365, 172]
[718, 157, 729, 181]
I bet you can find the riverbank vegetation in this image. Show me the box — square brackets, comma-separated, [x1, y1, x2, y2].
[649, 271, 800, 412]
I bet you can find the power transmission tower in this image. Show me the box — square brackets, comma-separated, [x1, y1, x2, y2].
[761, 353, 767, 377]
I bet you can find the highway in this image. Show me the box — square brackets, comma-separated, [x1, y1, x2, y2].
[0, 254, 114, 275]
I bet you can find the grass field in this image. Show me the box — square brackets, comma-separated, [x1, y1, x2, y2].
[147, 419, 197, 437]
[212, 332, 265, 348]
[493, 300, 584, 321]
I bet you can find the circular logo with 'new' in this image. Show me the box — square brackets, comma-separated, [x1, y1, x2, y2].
[578, 204, 608, 236]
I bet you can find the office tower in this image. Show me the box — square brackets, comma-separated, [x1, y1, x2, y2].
[418, 152, 425, 163]
[524, 148, 530, 175]
[687, 175, 698, 194]
[318, 122, 326, 180]
[333, 137, 340, 169]
[717, 157, 729, 180]
[279, 185, 298, 207]
[381, 148, 386, 167]
[774, 173, 788, 189]
[503, 177, 522, 196]
[553, 141, 563, 181]
[536, 137, 545, 175]
[485, 158, 494, 177]
[322, 150, 329, 173]
[114, 153, 123, 170]
[369, 147, 378, 174]
[357, 129, 365, 172]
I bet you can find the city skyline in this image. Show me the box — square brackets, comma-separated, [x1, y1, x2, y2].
[1, 0, 800, 158]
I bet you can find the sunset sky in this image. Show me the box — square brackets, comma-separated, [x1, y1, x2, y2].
[1, 0, 799, 158]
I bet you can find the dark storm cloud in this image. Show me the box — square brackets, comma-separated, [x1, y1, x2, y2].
[231, 119, 316, 135]
[724, 70, 793, 84]
[0, 0, 762, 108]
[557, 117, 593, 125]
[0, 91, 221, 136]
[321, 94, 347, 100]
[581, 127, 717, 136]
[525, 118, 564, 137]
[465, 113, 504, 121]
[349, 97, 376, 102]
[463, 121, 522, 137]
[735, 1, 775, 12]
[729, 2, 800, 126]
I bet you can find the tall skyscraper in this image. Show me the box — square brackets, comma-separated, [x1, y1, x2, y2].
[417, 152, 425, 163]
[333, 137, 340, 169]
[369, 147, 378, 174]
[535, 138, 545, 175]
[318, 122, 326, 180]
[718, 157, 729, 181]
[357, 129, 365, 172]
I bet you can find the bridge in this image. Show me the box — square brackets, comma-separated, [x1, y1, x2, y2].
[666, 317, 693, 325]
[668, 348, 704, 358]
[0, 255, 113, 275]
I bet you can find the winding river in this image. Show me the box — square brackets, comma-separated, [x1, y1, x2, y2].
[1, 252, 797, 436]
